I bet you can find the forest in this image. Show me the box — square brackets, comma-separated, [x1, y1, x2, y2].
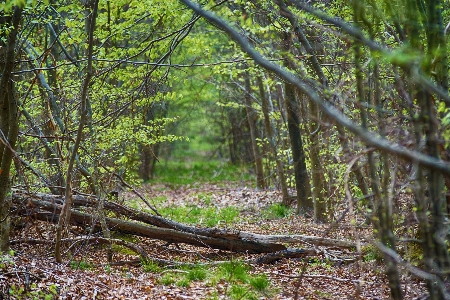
[0, 0, 449, 299]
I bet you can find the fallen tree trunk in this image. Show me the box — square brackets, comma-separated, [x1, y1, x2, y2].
[14, 196, 286, 253]
[12, 190, 356, 252]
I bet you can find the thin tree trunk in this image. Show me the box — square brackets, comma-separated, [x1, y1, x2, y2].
[258, 76, 289, 204]
[243, 70, 265, 189]
[353, 3, 402, 298]
[284, 83, 312, 213]
[275, 1, 327, 218]
[308, 100, 327, 222]
[55, 0, 99, 263]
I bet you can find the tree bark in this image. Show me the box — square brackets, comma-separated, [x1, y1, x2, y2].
[275, 0, 329, 221]
[283, 82, 313, 214]
[258, 76, 290, 204]
[0, 6, 22, 252]
[12, 190, 356, 250]
[243, 70, 265, 189]
[55, 0, 99, 263]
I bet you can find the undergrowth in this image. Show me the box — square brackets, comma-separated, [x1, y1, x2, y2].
[151, 260, 273, 299]
[150, 160, 253, 186]
[159, 205, 240, 227]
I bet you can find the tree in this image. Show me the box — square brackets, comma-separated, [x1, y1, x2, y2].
[180, 0, 450, 298]
[0, 5, 22, 252]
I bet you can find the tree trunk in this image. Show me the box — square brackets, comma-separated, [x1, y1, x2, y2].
[275, 1, 329, 220]
[243, 70, 265, 189]
[308, 99, 327, 223]
[283, 83, 313, 214]
[0, 7, 22, 252]
[55, 0, 99, 263]
[353, 3, 403, 299]
[12, 190, 356, 249]
[280, 33, 313, 214]
[258, 76, 289, 203]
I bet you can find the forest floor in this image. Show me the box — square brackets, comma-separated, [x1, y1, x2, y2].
[3, 181, 426, 299]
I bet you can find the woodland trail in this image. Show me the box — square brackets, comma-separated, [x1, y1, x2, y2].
[2, 183, 425, 299]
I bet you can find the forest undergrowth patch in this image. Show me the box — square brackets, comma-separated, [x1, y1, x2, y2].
[3, 183, 427, 299]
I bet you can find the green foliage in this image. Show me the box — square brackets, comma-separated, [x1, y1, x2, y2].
[308, 258, 333, 270]
[151, 160, 252, 186]
[362, 244, 383, 262]
[111, 244, 137, 256]
[404, 242, 423, 265]
[215, 261, 271, 300]
[315, 290, 332, 298]
[159, 205, 239, 227]
[111, 232, 139, 243]
[0, 250, 15, 270]
[159, 265, 207, 287]
[218, 261, 251, 283]
[9, 283, 58, 300]
[142, 260, 162, 273]
[249, 274, 270, 291]
[186, 266, 207, 281]
[156, 261, 272, 298]
[262, 203, 292, 219]
[176, 277, 191, 287]
[229, 284, 252, 300]
[159, 273, 176, 285]
[69, 260, 92, 270]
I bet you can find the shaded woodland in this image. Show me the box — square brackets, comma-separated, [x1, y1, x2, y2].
[1, 0, 450, 299]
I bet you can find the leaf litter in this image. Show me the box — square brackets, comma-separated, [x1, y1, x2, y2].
[2, 183, 426, 299]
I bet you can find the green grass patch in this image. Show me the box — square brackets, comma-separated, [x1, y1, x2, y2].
[186, 266, 207, 281]
[218, 261, 251, 283]
[111, 232, 139, 243]
[156, 261, 273, 299]
[196, 192, 213, 205]
[315, 290, 332, 298]
[70, 260, 92, 270]
[262, 203, 292, 219]
[150, 160, 253, 186]
[159, 205, 240, 227]
[362, 244, 383, 262]
[308, 258, 333, 270]
[160, 273, 176, 285]
[142, 260, 163, 273]
[215, 261, 271, 300]
[230, 284, 253, 299]
[249, 274, 270, 291]
[111, 244, 137, 256]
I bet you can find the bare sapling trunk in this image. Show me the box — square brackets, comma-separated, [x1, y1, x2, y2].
[55, 0, 99, 263]
[258, 76, 290, 204]
[243, 69, 265, 189]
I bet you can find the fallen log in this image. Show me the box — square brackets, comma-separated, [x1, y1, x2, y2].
[254, 248, 317, 264]
[14, 197, 286, 253]
[12, 190, 356, 250]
